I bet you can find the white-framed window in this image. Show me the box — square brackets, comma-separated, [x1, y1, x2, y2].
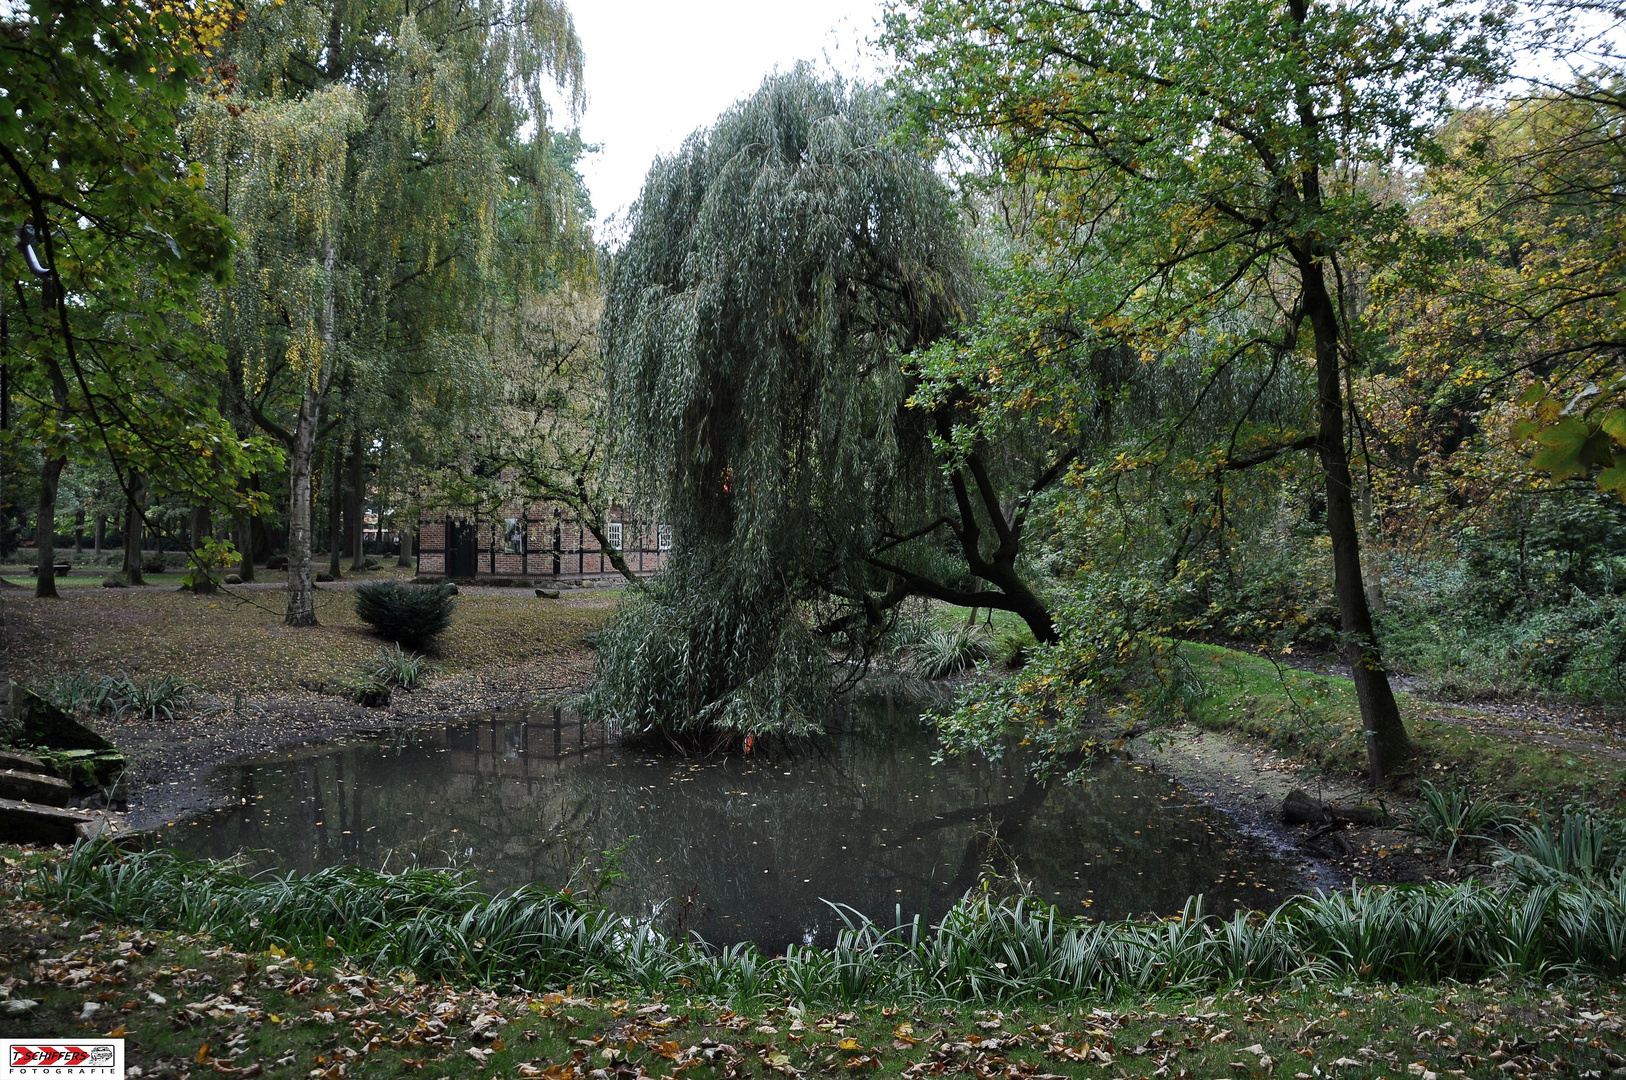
[605, 521, 623, 550]
[658, 524, 673, 551]
[503, 518, 522, 554]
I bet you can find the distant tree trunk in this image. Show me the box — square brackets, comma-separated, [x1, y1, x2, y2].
[93, 514, 104, 558]
[284, 385, 321, 625]
[73, 509, 83, 555]
[327, 443, 344, 580]
[252, 514, 272, 563]
[398, 518, 414, 568]
[1301, 258, 1409, 783]
[34, 453, 65, 598]
[237, 515, 255, 582]
[186, 504, 217, 593]
[348, 427, 366, 571]
[123, 476, 145, 585]
[189, 504, 211, 550]
[0, 582, 8, 709]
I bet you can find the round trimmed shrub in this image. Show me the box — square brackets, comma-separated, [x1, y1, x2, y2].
[354, 581, 457, 644]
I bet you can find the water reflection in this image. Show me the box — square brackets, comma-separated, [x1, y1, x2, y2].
[165, 693, 1309, 950]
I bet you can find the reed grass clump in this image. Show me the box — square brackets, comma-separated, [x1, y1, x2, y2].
[35, 671, 193, 721]
[1498, 810, 1626, 884]
[37, 838, 1626, 1003]
[1400, 781, 1519, 864]
[907, 623, 990, 679]
[340, 645, 435, 704]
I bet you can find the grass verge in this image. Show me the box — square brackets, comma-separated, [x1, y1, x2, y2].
[1182, 644, 1626, 809]
[3, 848, 1624, 1080]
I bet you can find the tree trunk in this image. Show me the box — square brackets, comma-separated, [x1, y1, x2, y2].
[252, 514, 272, 563]
[284, 383, 321, 626]
[186, 503, 216, 593]
[1302, 259, 1408, 783]
[123, 476, 145, 585]
[73, 509, 83, 555]
[190, 504, 211, 550]
[237, 515, 255, 582]
[397, 518, 414, 568]
[327, 443, 344, 579]
[93, 514, 104, 558]
[977, 563, 1055, 644]
[34, 454, 65, 598]
[0, 574, 8, 714]
[348, 427, 366, 571]
[287, 233, 337, 625]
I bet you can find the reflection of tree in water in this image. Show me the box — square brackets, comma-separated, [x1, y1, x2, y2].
[175, 695, 1304, 950]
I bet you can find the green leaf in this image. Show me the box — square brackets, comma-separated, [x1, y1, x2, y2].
[1529, 417, 1591, 481]
[1599, 408, 1626, 448]
[1595, 462, 1626, 502]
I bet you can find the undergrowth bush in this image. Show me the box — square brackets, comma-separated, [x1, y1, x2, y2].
[369, 644, 432, 692]
[355, 581, 457, 644]
[991, 624, 1036, 668]
[1381, 591, 1626, 704]
[933, 586, 1199, 782]
[39, 840, 1626, 1001]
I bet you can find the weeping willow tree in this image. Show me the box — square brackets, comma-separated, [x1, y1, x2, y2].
[584, 69, 982, 744]
[192, 0, 593, 625]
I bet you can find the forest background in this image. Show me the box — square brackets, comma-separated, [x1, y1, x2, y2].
[0, 0, 1623, 784]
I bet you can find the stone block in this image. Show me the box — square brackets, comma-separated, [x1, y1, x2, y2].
[0, 797, 92, 845]
[0, 769, 72, 807]
[0, 748, 47, 773]
[15, 687, 113, 751]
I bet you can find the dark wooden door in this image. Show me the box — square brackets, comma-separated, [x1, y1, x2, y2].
[448, 520, 477, 578]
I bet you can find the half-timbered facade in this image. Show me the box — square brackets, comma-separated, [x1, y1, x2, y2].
[417, 502, 670, 581]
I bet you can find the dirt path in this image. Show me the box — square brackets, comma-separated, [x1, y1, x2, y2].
[1133, 725, 1491, 889]
[1205, 638, 1626, 762]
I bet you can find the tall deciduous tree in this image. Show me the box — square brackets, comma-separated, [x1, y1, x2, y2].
[1, 0, 268, 604]
[887, 0, 1507, 781]
[588, 69, 999, 744]
[195, 0, 592, 625]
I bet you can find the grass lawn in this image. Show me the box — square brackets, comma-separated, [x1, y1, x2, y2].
[1182, 643, 1626, 809]
[1, 572, 175, 589]
[1, 848, 1621, 1080]
[5, 582, 614, 697]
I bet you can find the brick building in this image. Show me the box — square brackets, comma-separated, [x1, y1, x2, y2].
[416, 502, 670, 581]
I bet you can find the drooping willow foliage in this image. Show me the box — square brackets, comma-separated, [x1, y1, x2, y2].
[586, 68, 976, 742]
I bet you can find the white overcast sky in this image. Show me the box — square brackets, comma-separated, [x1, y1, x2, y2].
[565, 1, 891, 239]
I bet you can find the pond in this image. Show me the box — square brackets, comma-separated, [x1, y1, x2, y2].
[162, 690, 1314, 951]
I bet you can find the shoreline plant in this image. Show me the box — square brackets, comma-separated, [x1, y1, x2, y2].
[39, 826, 1626, 1003]
[35, 671, 194, 722]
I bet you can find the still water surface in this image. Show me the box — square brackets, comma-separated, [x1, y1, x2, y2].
[165, 692, 1309, 950]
